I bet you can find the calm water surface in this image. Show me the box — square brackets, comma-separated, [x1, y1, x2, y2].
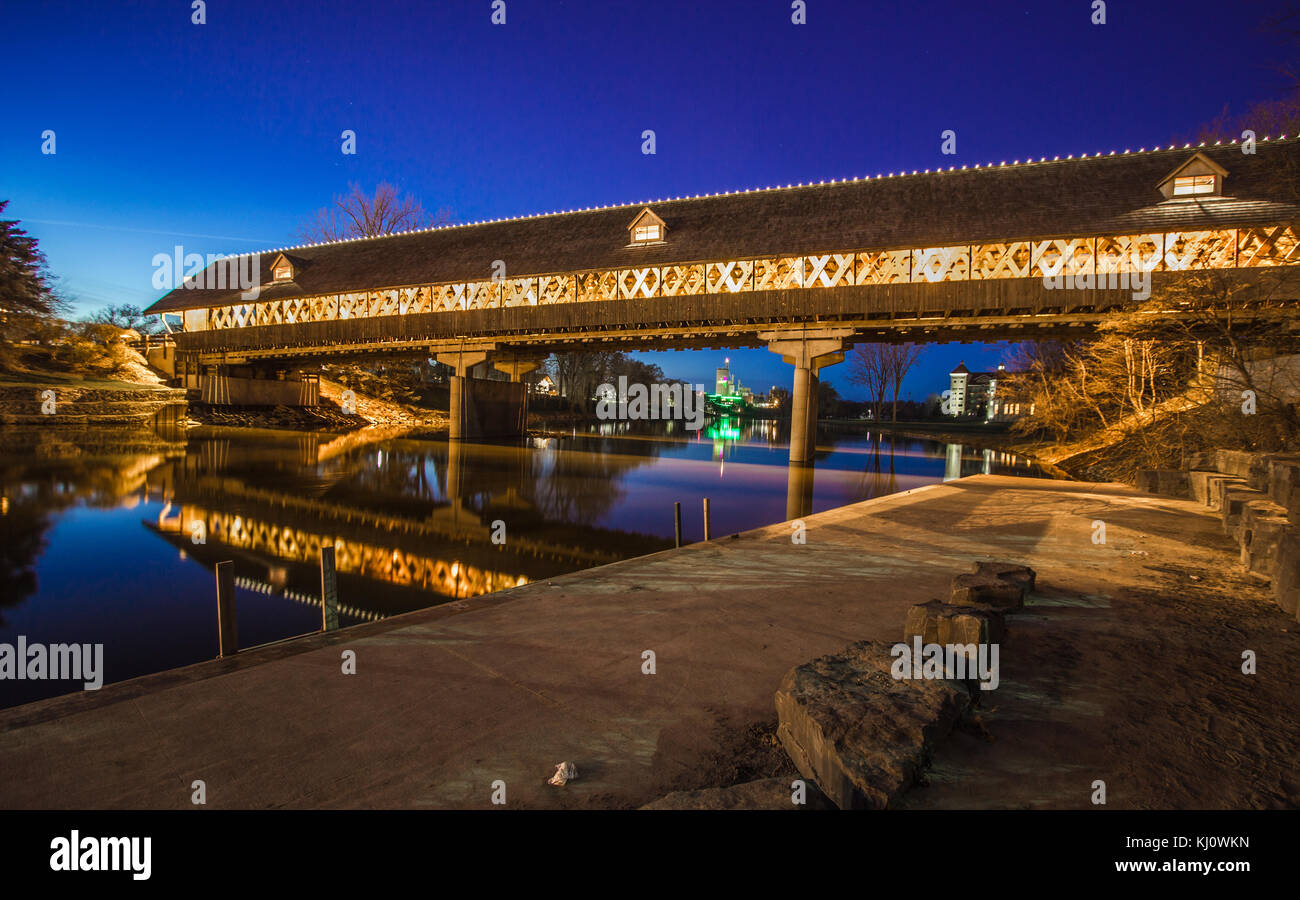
[0, 419, 1043, 707]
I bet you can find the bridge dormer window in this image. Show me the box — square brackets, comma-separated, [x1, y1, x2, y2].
[1157, 152, 1227, 200]
[627, 208, 667, 246]
[269, 253, 296, 282]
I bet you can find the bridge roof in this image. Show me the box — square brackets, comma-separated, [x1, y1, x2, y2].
[145, 139, 1300, 314]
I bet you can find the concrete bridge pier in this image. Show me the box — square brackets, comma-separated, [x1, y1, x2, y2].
[436, 349, 491, 441]
[762, 329, 852, 465]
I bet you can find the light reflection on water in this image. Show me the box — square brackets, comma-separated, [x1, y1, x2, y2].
[0, 419, 1042, 707]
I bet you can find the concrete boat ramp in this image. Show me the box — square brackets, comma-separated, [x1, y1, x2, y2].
[1, 475, 1295, 809]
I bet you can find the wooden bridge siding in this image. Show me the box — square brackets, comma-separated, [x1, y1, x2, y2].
[174, 276, 1117, 354]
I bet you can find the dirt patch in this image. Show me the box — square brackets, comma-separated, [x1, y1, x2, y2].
[901, 561, 1300, 809]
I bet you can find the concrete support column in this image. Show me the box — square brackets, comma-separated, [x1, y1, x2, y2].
[436, 349, 491, 442]
[761, 330, 852, 465]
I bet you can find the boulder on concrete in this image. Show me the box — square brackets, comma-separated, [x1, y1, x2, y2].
[775, 640, 970, 810]
[950, 561, 1035, 609]
[640, 777, 836, 810]
[904, 600, 1006, 647]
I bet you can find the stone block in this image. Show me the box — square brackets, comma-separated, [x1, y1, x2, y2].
[1137, 468, 1189, 497]
[904, 600, 1006, 647]
[1275, 531, 1300, 616]
[1158, 469, 1190, 498]
[1189, 470, 1219, 506]
[775, 640, 969, 810]
[1210, 476, 1248, 513]
[1240, 501, 1290, 578]
[1215, 450, 1259, 479]
[1268, 458, 1300, 524]
[1222, 487, 1267, 538]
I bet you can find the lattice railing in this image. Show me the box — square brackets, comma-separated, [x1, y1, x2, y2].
[199, 224, 1299, 330]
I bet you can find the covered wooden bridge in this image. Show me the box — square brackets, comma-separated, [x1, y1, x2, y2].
[145, 138, 1300, 460]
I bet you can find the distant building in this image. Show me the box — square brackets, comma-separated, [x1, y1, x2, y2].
[533, 374, 558, 396]
[947, 362, 1032, 422]
[715, 357, 747, 398]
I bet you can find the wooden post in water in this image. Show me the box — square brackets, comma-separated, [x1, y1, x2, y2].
[215, 560, 237, 657]
[674, 502, 682, 548]
[320, 546, 340, 632]
[703, 497, 711, 541]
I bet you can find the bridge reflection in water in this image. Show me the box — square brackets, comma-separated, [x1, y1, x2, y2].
[142, 429, 671, 626]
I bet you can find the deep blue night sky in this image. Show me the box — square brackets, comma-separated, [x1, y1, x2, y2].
[2, 0, 1295, 399]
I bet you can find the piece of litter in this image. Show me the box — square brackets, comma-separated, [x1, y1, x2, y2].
[548, 761, 578, 786]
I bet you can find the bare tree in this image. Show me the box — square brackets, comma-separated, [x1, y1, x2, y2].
[882, 342, 924, 423]
[848, 343, 890, 421]
[298, 183, 452, 243]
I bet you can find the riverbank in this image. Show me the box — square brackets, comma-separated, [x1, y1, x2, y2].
[1, 473, 1291, 809]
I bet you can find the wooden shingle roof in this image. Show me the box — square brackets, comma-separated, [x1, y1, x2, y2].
[145, 139, 1300, 314]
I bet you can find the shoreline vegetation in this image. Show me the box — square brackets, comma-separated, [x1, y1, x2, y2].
[4, 342, 1291, 488]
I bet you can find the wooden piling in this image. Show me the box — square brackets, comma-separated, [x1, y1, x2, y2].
[703, 497, 711, 541]
[674, 501, 682, 548]
[321, 546, 340, 632]
[215, 560, 237, 657]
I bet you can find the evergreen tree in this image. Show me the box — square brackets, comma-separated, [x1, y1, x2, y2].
[0, 201, 59, 367]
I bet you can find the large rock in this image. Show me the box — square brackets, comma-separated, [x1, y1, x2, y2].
[904, 600, 1006, 646]
[640, 777, 836, 810]
[774, 640, 970, 810]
